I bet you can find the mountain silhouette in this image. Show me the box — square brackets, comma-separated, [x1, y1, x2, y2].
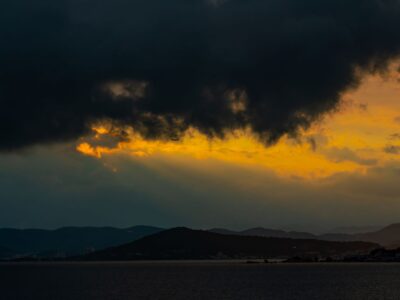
[209, 227, 315, 239]
[80, 227, 378, 260]
[241, 228, 316, 239]
[0, 225, 163, 258]
[353, 223, 400, 247]
[2, 223, 399, 260]
[210, 223, 400, 247]
[327, 225, 383, 234]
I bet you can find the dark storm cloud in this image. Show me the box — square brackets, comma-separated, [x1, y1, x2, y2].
[1, 0, 400, 150]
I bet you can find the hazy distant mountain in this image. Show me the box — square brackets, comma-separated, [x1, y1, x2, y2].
[80, 227, 378, 261]
[209, 227, 318, 240]
[210, 223, 400, 247]
[321, 223, 400, 246]
[353, 223, 400, 247]
[0, 225, 163, 259]
[2, 223, 399, 260]
[241, 228, 316, 239]
[327, 225, 383, 234]
[208, 228, 239, 235]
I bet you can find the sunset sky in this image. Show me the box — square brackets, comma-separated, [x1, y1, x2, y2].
[1, 0, 400, 232]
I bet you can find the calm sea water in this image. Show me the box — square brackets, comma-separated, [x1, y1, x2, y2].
[1, 262, 400, 300]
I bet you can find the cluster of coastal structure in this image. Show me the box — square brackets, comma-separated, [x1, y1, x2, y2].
[284, 247, 400, 263]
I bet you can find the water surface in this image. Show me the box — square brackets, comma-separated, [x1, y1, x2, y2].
[1, 262, 400, 300]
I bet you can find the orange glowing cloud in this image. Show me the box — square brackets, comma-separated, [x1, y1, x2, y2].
[76, 64, 400, 179]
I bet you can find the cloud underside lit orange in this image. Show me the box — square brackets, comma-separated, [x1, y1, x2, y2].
[77, 66, 400, 179]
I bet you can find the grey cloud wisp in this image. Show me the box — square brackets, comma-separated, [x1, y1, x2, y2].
[1, 0, 400, 150]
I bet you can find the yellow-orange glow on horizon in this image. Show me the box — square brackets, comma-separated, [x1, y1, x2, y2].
[76, 65, 400, 179]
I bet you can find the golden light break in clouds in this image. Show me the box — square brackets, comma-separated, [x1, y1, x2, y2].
[77, 65, 400, 180]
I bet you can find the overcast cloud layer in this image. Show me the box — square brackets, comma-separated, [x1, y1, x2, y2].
[1, 0, 400, 150]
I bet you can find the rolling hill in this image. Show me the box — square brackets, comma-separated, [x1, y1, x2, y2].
[80, 227, 378, 260]
[353, 223, 400, 247]
[210, 227, 316, 240]
[210, 223, 400, 247]
[2, 223, 399, 260]
[0, 225, 163, 258]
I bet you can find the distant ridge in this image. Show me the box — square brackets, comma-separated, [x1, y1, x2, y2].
[353, 223, 400, 247]
[209, 223, 400, 247]
[209, 227, 332, 240]
[243, 227, 315, 239]
[1, 222, 400, 260]
[328, 225, 383, 234]
[0, 225, 163, 259]
[208, 228, 238, 235]
[80, 227, 378, 261]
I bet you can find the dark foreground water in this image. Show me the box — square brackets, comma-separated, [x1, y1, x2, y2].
[1, 262, 400, 300]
